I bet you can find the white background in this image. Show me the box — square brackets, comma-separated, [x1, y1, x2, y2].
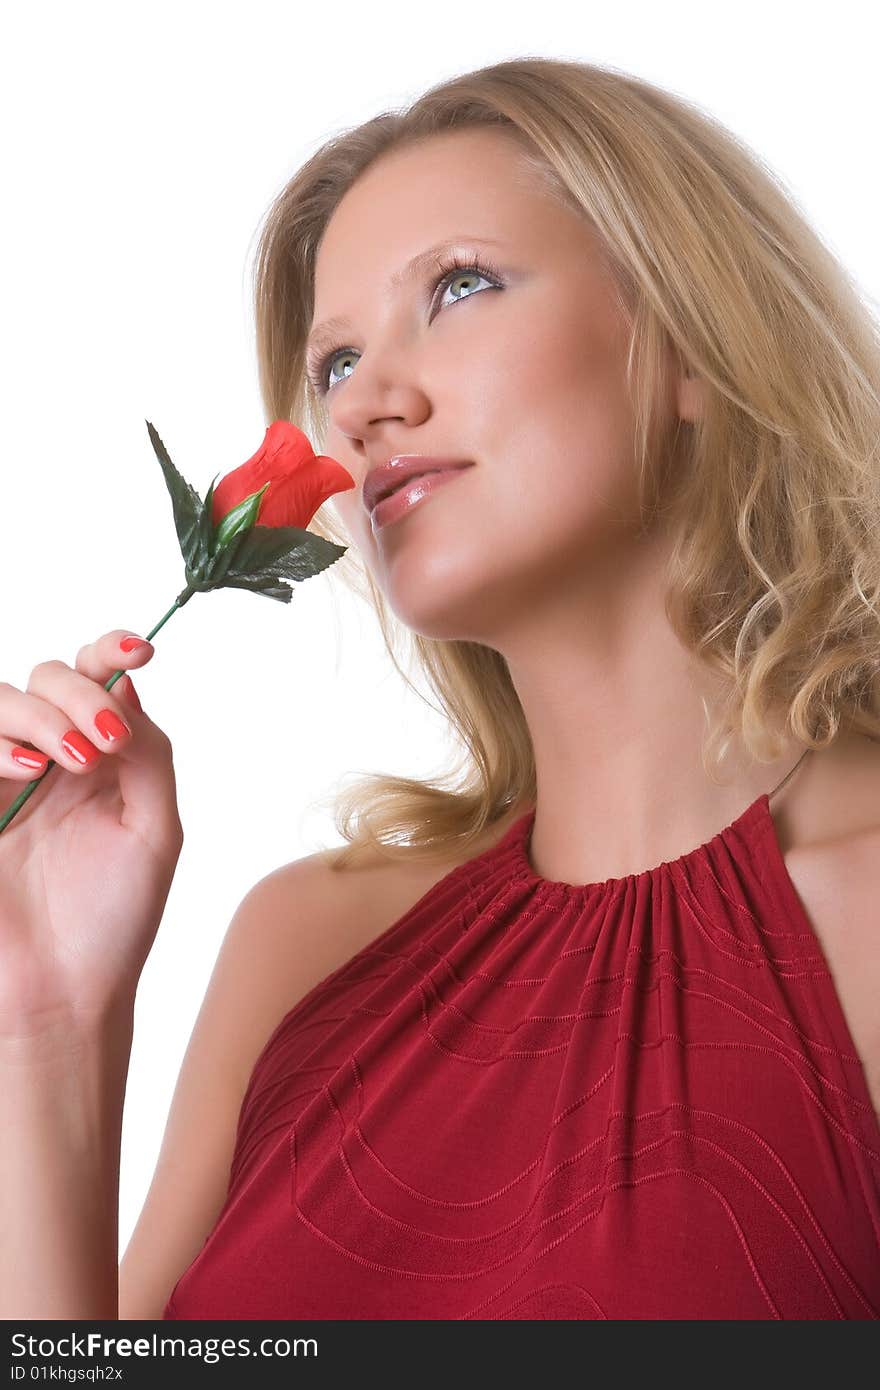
[1, 0, 877, 1264]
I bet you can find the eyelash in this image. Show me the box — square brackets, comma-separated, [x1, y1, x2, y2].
[305, 248, 504, 396]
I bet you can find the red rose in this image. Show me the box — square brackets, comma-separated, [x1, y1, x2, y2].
[0, 417, 357, 837]
[211, 420, 354, 531]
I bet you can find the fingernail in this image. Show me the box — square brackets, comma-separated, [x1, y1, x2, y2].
[61, 729, 100, 765]
[120, 636, 151, 653]
[12, 746, 49, 770]
[94, 708, 131, 743]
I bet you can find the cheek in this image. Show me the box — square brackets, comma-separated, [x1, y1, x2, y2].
[471, 308, 642, 545]
[369, 439, 641, 644]
[316, 293, 644, 638]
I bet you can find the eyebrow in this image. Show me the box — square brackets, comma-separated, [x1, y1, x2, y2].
[305, 234, 508, 365]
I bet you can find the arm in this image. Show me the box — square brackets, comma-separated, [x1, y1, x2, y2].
[0, 1001, 135, 1320]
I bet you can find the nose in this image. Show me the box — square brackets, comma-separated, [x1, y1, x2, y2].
[321, 353, 432, 439]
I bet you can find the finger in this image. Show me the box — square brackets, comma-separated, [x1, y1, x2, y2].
[74, 631, 155, 684]
[84, 636, 153, 729]
[24, 654, 181, 852]
[25, 661, 134, 764]
[1, 677, 108, 775]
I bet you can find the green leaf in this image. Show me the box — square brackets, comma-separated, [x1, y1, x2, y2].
[195, 473, 221, 571]
[217, 573, 296, 603]
[267, 537, 347, 583]
[146, 420, 203, 566]
[230, 524, 346, 579]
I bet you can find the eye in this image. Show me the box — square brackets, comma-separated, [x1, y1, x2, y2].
[436, 263, 496, 310]
[306, 250, 504, 396]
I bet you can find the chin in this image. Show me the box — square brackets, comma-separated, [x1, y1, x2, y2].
[385, 597, 475, 642]
[372, 542, 474, 634]
[384, 584, 485, 642]
[389, 581, 517, 645]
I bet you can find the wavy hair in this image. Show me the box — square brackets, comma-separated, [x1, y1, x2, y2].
[250, 56, 880, 870]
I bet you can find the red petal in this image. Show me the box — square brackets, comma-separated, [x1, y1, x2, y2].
[211, 421, 355, 529]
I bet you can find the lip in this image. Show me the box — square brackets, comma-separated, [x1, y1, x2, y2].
[363, 456, 474, 516]
[370, 466, 473, 531]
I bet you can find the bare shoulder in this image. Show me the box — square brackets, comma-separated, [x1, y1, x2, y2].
[774, 731, 880, 1122]
[207, 846, 448, 1096]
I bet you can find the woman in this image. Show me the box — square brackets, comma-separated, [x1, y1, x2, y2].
[2, 58, 878, 1320]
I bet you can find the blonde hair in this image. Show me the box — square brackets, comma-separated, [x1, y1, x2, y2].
[251, 56, 880, 870]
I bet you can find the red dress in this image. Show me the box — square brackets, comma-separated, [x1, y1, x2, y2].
[163, 794, 880, 1319]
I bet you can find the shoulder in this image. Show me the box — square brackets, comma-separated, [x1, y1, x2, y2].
[214, 833, 484, 1092]
[228, 808, 532, 1066]
[119, 817, 524, 1318]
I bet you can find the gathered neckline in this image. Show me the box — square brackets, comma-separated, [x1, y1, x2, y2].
[489, 791, 773, 902]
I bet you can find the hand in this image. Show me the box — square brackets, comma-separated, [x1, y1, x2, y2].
[0, 631, 184, 1037]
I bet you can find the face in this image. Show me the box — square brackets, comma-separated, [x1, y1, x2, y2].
[309, 127, 700, 645]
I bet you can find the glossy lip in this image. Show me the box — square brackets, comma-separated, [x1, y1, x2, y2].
[363, 456, 474, 516]
[370, 467, 472, 531]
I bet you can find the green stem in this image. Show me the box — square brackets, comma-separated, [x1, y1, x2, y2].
[0, 584, 195, 835]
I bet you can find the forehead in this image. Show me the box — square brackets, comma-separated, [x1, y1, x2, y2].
[323, 132, 561, 261]
[309, 130, 577, 328]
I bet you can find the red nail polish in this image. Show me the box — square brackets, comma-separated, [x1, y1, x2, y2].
[61, 729, 100, 765]
[12, 746, 48, 770]
[95, 708, 131, 742]
[120, 636, 150, 653]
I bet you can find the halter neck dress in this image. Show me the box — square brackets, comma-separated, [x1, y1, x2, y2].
[163, 757, 880, 1319]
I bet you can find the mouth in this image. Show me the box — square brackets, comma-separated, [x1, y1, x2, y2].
[369, 464, 474, 531]
[363, 457, 474, 516]
[374, 468, 453, 506]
